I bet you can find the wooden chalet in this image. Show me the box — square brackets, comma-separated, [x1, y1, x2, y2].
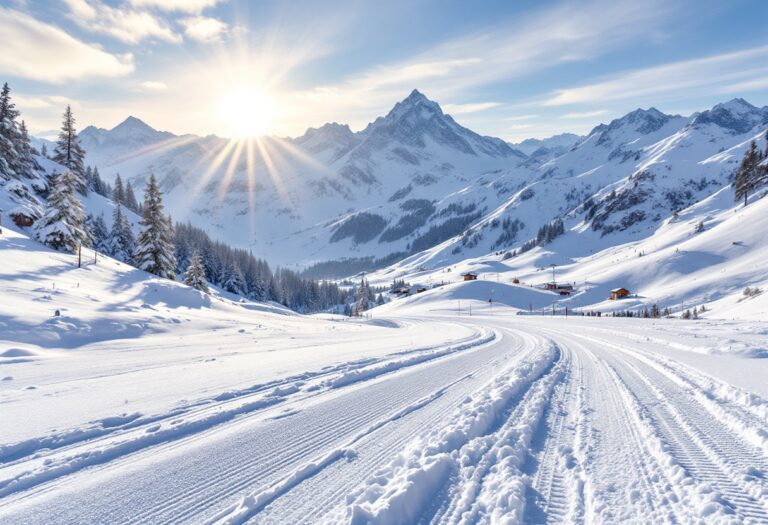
[610, 287, 630, 300]
[9, 206, 38, 227]
[462, 272, 478, 281]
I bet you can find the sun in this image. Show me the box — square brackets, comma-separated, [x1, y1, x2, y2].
[216, 86, 280, 139]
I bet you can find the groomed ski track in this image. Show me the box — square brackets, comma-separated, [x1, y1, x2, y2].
[1, 315, 767, 524]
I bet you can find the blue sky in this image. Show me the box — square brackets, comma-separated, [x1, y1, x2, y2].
[2, 0, 768, 141]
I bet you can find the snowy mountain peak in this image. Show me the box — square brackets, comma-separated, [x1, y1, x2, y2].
[692, 98, 768, 134]
[356, 90, 522, 159]
[80, 116, 175, 153]
[111, 116, 158, 135]
[382, 89, 444, 124]
[587, 107, 676, 147]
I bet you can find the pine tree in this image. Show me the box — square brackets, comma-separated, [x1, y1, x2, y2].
[354, 277, 371, 316]
[125, 182, 139, 212]
[221, 258, 245, 294]
[109, 204, 136, 263]
[734, 140, 761, 207]
[183, 252, 209, 293]
[34, 171, 86, 252]
[134, 175, 177, 279]
[52, 105, 86, 193]
[113, 174, 125, 204]
[89, 213, 110, 253]
[91, 167, 107, 197]
[0, 82, 21, 181]
[16, 120, 36, 178]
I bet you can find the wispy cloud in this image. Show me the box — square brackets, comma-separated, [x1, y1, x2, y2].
[560, 109, 609, 119]
[130, 0, 225, 13]
[443, 102, 501, 115]
[64, 0, 181, 44]
[0, 7, 134, 83]
[139, 80, 168, 90]
[543, 45, 768, 106]
[181, 16, 228, 43]
[505, 114, 538, 121]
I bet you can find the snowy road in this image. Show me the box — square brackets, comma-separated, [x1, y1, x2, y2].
[2, 314, 767, 524]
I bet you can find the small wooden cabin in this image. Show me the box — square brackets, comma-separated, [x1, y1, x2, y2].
[512, 278, 520, 284]
[462, 272, 478, 281]
[9, 207, 36, 227]
[610, 288, 630, 300]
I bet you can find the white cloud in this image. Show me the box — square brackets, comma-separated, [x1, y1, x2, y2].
[0, 8, 134, 83]
[64, 0, 181, 44]
[130, 0, 223, 13]
[139, 80, 168, 90]
[504, 115, 538, 122]
[181, 16, 228, 43]
[443, 102, 501, 115]
[543, 45, 768, 106]
[560, 110, 609, 119]
[14, 94, 78, 109]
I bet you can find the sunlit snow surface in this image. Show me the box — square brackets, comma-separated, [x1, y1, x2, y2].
[1, 222, 768, 524]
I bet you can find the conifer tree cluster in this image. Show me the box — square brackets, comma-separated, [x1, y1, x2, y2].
[354, 277, 375, 316]
[0, 83, 41, 185]
[174, 222, 351, 312]
[734, 135, 768, 206]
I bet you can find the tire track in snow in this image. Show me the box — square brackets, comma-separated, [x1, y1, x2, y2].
[523, 345, 585, 524]
[332, 332, 560, 525]
[255, 335, 546, 525]
[121, 331, 502, 525]
[587, 338, 768, 522]
[0, 329, 495, 502]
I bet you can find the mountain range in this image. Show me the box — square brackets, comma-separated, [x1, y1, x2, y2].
[70, 91, 768, 276]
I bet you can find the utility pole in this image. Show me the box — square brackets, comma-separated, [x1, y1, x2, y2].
[77, 244, 82, 268]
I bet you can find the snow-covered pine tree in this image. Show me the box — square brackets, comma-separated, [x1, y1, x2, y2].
[113, 174, 125, 204]
[734, 140, 761, 206]
[16, 121, 38, 179]
[89, 213, 110, 253]
[35, 171, 87, 252]
[91, 167, 108, 197]
[183, 252, 209, 293]
[109, 204, 136, 263]
[0, 82, 21, 181]
[354, 277, 371, 316]
[221, 258, 245, 294]
[134, 175, 177, 279]
[52, 105, 87, 194]
[125, 182, 140, 212]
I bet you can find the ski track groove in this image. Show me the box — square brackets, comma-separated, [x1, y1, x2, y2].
[1, 328, 494, 506]
[241, 332, 547, 525]
[422, 340, 563, 525]
[524, 346, 580, 524]
[599, 345, 768, 521]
